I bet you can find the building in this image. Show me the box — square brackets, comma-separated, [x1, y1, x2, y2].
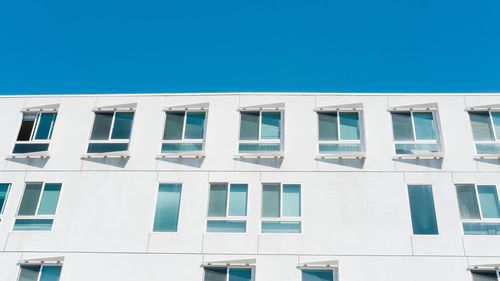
[0, 92, 500, 281]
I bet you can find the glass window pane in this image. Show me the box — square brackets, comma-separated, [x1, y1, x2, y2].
[240, 112, 259, 140]
[463, 222, 500, 235]
[228, 184, 247, 216]
[111, 112, 134, 139]
[206, 220, 246, 233]
[18, 183, 42, 216]
[204, 267, 227, 281]
[407, 185, 438, 235]
[13, 219, 53, 231]
[0, 183, 10, 214]
[261, 112, 281, 139]
[471, 271, 498, 281]
[34, 113, 57, 140]
[413, 112, 436, 140]
[469, 112, 494, 141]
[153, 184, 182, 232]
[395, 143, 439, 155]
[339, 112, 360, 140]
[238, 143, 281, 153]
[392, 112, 414, 141]
[262, 184, 280, 218]
[261, 221, 301, 233]
[37, 184, 61, 215]
[164, 112, 185, 140]
[229, 268, 252, 281]
[13, 143, 50, 154]
[318, 112, 338, 141]
[456, 185, 481, 219]
[39, 266, 62, 281]
[90, 112, 113, 140]
[282, 184, 301, 217]
[18, 265, 41, 281]
[477, 185, 500, 219]
[17, 113, 37, 141]
[302, 269, 334, 281]
[184, 112, 205, 139]
[492, 112, 500, 138]
[161, 143, 203, 153]
[476, 143, 500, 155]
[87, 143, 129, 153]
[208, 184, 228, 217]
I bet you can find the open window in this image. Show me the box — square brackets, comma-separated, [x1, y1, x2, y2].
[206, 183, 248, 233]
[456, 184, 500, 235]
[14, 182, 61, 231]
[468, 107, 500, 158]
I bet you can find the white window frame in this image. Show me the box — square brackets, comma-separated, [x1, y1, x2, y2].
[260, 183, 302, 232]
[0, 183, 11, 216]
[469, 110, 500, 155]
[206, 182, 248, 234]
[13, 111, 58, 154]
[316, 110, 364, 155]
[238, 110, 284, 153]
[161, 109, 208, 151]
[88, 109, 135, 144]
[391, 110, 442, 155]
[203, 266, 255, 281]
[16, 264, 63, 281]
[457, 184, 500, 224]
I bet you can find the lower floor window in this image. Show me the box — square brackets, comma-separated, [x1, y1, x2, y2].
[18, 265, 62, 281]
[204, 267, 252, 281]
[302, 269, 337, 281]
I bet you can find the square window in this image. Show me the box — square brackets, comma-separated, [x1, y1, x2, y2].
[206, 183, 248, 233]
[14, 183, 61, 231]
[238, 111, 282, 154]
[469, 111, 500, 155]
[161, 110, 207, 153]
[87, 111, 134, 154]
[153, 184, 182, 232]
[13, 112, 57, 154]
[391, 111, 441, 155]
[317, 111, 363, 154]
[456, 184, 500, 235]
[261, 183, 301, 233]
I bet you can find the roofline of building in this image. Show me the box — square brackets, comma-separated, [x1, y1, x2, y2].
[0, 92, 500, 98]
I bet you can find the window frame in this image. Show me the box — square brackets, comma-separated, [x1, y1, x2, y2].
[203, 266, 255, 281]
[456, 184, 500, 223]
[316, 110, 364, 155]
[12, 111, 58, 154]
[260, 183, 302, 233]
[86, 109, 135, 155]
[300, 268, 337, 281]
[238, 109, 284, 153]
[16, 264, 63, 281]
[390, 110, 442, 155]
[0, 183, 11, 216]
[161, 109, 208, 152]
[205, 182, 248, 234]
[468, 110, 500, 155]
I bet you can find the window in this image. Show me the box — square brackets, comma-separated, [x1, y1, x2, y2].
[261, 183, 301, 233]
[391, 111, 440, 155]
[13, 112, 57, 154]
[153, 184, 182, 232]
[302, 269, 337, 281]
[456, 184, 500, 235]
[239, 111, 282, 153]
[407, 185, 438, 235]
[87, 111, 134, 153]
[17, 265, 62, 281]
[0, 183, 11, 215]
[470, 270, 500, 281]
[469, 111, 500, 154]
[14, 183, 61, 231]
[207, 183, 248, 233]
[317, 111, 362, 154]
[161, 110, 207, 153]
[204, 267, 253, 281]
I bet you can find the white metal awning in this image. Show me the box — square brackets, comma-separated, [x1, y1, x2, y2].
[93, 103, 137, 111]
[22, 104, 60, 113]
[468, 264, 500, 271]
[202, 258, 256, 267]
[18, 256, 64, 265]
[163, 102, 209, 111]
[466, 104, 500, 111]
[298, 260, 338, 268]
[238, 102, 284, 111]
[389, 102, 438, 111]
[315, 103, 363, 111]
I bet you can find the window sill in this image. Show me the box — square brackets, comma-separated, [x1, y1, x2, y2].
[156, 152, 205, 159]
[315, 153, 366, 160]
[81, 153, 130, 159]
[236, 152, 284, 159]
[392, 153, 443, 160]
[474, 154, 500, 160]
[6, 152, 50, 159]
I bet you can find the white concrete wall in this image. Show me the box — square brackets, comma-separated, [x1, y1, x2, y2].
[0, 93, 499, 281]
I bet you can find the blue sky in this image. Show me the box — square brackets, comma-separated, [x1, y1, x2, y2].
[0, 0, 499, 94]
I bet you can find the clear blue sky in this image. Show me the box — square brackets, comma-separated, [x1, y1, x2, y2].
[0, 0, 499, 94]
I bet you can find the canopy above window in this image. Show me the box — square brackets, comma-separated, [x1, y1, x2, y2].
[315, 103, 363, 111]
[93, 103, 137, 111]
[389, 102, 438, 111]
[202, 258, 256, 267]
[18, 256, 64, 265]
[22, 104, 59, 113]
[238, 103, 284, 111]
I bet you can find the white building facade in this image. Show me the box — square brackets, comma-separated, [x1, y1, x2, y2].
[0, 93, 500, 281]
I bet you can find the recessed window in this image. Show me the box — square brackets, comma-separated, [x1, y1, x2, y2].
[407, 185, 438, 235]
[0, 183, 11, 215]
[207, 183, 248, 233]
[204, 267, 253, 281]
[87, 111, 134, 153]
[261, 183, 301, 233]
[391, 111, 440, 155]
[13, 112, 57, 154]
[14, 183, 61, 231]
[469, 111, 500, 154]
[456, 184, 500, 235]
[239, 111, 282, 153]
[153, 184, 182, 232]
[470, 270, 499, 281]
[17, 265, 62, 281]
[317, 111, 362, 154]
[161, 111, 206, 153]
[302, 269, 337, 281]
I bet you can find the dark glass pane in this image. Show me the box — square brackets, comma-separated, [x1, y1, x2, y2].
[90, 112, 113, 140]
[111, 112, 134, 139]
[208, 184, 228, 217]
[239, 112, 259, 140]
[13, 143, 50, 153]
[392, 112, 414, 141]
[408, 185, 438, 235]
[471, 271, 498, 281]
[0, 183, 9, 214]
[17, 114, 37, 141]
[18, 183, 42, 216]
[18, 265, 41, 281]
[34, 113, 57, 140]
[87, 143, 129, 153]
[318, 112, 338, 141]
[164, 112, 185, 140]
[184, 112, 205, 139]
[13, 219, 53, 231]
[469, 112, 494, 141]
[204, 267, 227, 281]
[456, 185, 481, 219]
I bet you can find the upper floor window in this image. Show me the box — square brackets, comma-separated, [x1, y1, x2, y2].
[207, 183, 248, 233]
[317, 111, 362, 155]
[0, 183, 11, 216]
[456, 184, 500, 235]
[17, 264, 62, 281]
[391, 111, 441, 155]
[14, 182, 61, 231]
[239, 110, 282, 154]
[204, 267, 253, 281]
[161, 110, 207, 154]
[261, 183, 301, 233]
[407, 185, 438, 235]
[302, 269, 337, 281]
[153, 183, 182, 232]
[87, 109, 134, 154]
[469, 111, 500, 155]
[14, 111, 57, 154]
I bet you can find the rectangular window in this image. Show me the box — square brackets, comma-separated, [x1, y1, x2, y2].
[318, 111, 362, 154]
[153, 184, 182, 232]
[87, 111, 134, 153]
[407, 185, 438, 235]
[239, 111, 282, 153]
[161, 111, 206, 153]
[302, 269, 337, 281]
[13, 112, 57, 154]
[0, 183, 11, 215]
[18, 265, 62, 281]
[14, 183, 61, 231]
[261, 183, 301, 233]
[469, 111, 500, 154]
[391, 111, 440, 155]
[456, 184, 500, 235]
[206, 183, 248, 233]
[204, 267, 253, 281]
